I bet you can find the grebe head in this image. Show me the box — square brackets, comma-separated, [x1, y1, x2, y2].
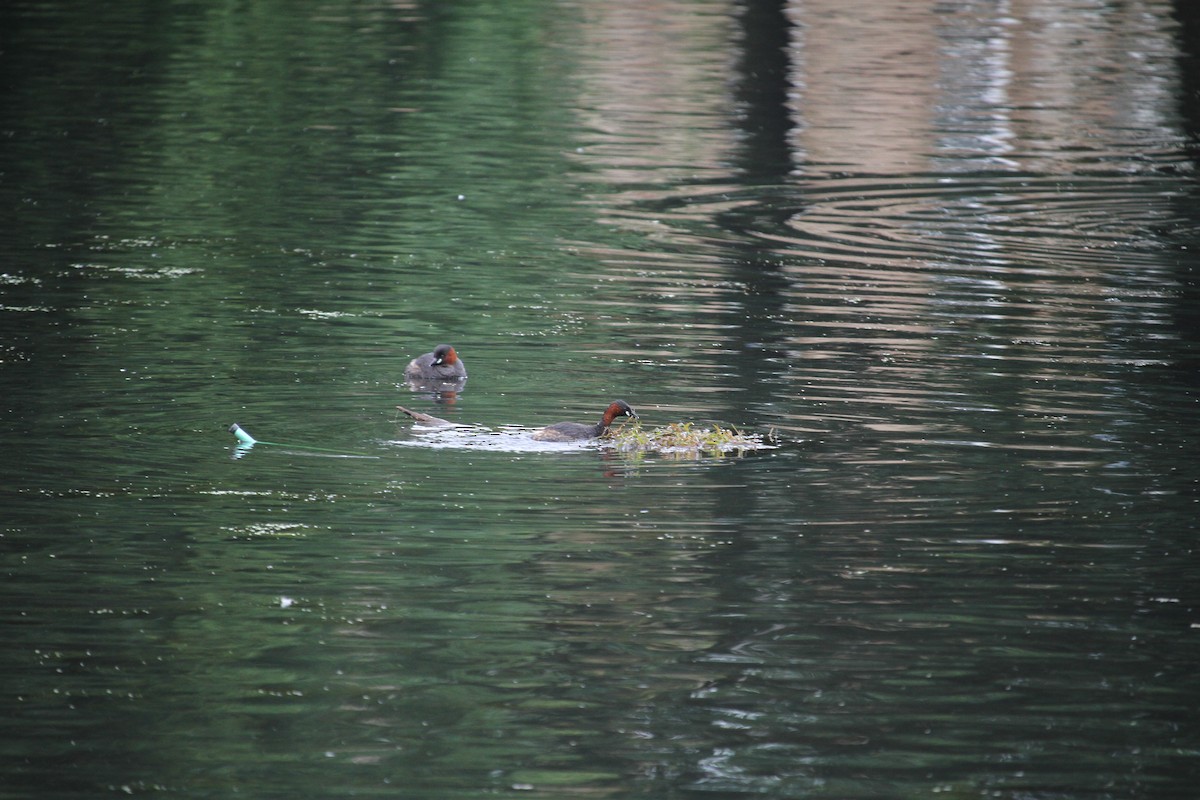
[603, 400, 638, 425]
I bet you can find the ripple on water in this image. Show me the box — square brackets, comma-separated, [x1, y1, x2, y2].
[387, 425, 599, 453]
[556, 172, 1187, 474]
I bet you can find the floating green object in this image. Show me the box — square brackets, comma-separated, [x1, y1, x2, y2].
[229, 423, 257, 446]
[226, 423, 378, 458]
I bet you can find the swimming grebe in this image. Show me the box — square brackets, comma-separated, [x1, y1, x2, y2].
[531, 400, 638, 442]
[404, 344, 467, 382]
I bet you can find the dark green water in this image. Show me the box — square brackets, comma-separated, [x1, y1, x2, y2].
[3, 1, 1199, 798]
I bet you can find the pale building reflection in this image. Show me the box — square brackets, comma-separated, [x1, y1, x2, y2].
[566, 0, 1189, 458]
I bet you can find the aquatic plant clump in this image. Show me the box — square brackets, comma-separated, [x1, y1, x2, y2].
[606, 421, 776, 457]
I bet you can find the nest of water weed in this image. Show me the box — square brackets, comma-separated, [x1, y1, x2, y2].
[606, 420, 776, 458]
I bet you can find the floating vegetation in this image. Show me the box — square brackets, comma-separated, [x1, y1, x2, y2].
[606, 421, 777, 458]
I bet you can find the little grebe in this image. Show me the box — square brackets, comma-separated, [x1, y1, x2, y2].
[404, 344, 467, 382]
[531, 400, 637, 442]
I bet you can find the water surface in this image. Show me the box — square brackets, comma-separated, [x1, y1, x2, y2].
[2, 1, 1199, 798]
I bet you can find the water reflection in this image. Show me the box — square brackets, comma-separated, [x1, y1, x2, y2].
[788, 0, 1188, 175]
[571, 1, 738, 189]
[3, 0, 1200, 798]
[403, 378, 468, 396]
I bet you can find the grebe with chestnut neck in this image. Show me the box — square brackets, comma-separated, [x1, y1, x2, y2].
[531, 400, 638, 442]
[404, 344, 467, 382]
